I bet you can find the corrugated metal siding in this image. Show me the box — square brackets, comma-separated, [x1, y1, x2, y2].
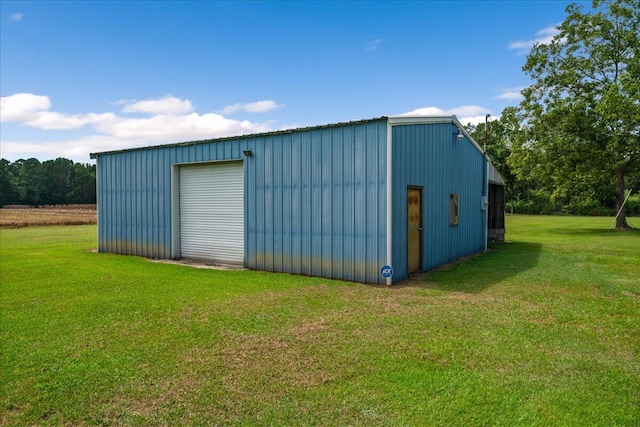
[96, 140, 245, 258]
[95, 119, 388, 283]
[391, 123, 485, 282]
[244, 120, 388, 283]
[179, 162, 244, 263]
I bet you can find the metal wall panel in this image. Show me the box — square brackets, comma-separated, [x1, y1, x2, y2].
[95, 140, 244, 259]
[391, 123, 485, 282]
[243, 120, 389, 283]
[94, 118, 489, 285]
[179, 162, 244, 264]
[95, 119, 388, 283]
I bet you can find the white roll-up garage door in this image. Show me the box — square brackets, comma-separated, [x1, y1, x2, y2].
[179, 161, 244, 264]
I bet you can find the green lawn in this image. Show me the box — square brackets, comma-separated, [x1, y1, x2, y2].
[1, 216, 639, 426]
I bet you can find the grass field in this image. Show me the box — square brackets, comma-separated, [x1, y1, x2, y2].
[0, 205, 97, 228]
[1, 216, 638, 426]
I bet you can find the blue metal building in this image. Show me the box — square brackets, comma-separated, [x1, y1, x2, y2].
[91, 116, 505, 285]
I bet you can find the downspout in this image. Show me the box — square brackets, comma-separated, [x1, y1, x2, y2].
[386, 121, 393, 285]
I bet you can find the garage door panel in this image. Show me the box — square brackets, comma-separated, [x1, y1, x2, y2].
[179, 162, 244, 264]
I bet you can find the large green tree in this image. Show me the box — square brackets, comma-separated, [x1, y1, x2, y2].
[514, 0, 639, 228]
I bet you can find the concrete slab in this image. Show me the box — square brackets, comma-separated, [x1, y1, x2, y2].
[148, 258, 248, 271]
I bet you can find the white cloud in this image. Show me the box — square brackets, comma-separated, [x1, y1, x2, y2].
[1, 93, 116, 130]
[401, 107, 445, 116]
[494, 87, 525, 100]
[400, 105, 492, 125]
[10, 13, 24, 21]
[120, 95, 193, 115]
[95, 113, 272, 140]
[0, 93, 282, 162]
[508, 25, 560, 52]
[222, 100, 283, 115]
[364, 37, 382, 51]
[1, 93, 51, 122]
[22, 111, 116, 130]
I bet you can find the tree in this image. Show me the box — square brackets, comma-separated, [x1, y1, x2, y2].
[39, 158, 74, 205]
[11, 158, 43, 206]
[514, 0, 639, 228]
[0, 159, 18, 206]
[70, 163, 96, 204]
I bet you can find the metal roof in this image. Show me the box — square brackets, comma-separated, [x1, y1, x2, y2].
[89, 116, 389, 159]
[489, 162, 507, 186]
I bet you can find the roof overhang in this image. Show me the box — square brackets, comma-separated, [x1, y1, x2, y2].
[489, 162, 507, 186]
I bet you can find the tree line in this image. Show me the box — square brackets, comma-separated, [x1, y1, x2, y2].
[0, 158, 96, 207]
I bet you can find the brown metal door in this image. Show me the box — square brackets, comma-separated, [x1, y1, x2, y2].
[407, 187, 422, 274]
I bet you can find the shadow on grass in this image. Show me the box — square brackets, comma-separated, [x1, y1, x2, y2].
[548, 227, 639, 237]
[398, 241, 543, 293]
[548, 227, 611, 236]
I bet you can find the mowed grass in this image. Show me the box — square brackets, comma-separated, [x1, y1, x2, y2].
[1, 216, 638, 426]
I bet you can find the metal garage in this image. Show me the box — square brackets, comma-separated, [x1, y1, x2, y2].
[91, 116, 506, 285]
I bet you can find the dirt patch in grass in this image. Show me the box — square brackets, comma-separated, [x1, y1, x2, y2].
[208, 285, 446, 395]
[0, 204, 96, 228]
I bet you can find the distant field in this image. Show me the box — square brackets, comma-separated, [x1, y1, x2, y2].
[1, 216, 638, 426]
[0, 204, 96, 228]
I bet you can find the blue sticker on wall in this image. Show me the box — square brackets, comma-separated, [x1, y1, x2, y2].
[380, 265, 393, 278]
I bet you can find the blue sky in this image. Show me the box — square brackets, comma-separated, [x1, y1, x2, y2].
[1, 1, 578, 163]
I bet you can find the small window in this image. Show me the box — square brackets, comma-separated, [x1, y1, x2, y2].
[449, 194, 459, 225]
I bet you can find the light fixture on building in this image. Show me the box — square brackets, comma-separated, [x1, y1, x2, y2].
[456, 129, 463, 140]
[243, 150, 252, 157]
